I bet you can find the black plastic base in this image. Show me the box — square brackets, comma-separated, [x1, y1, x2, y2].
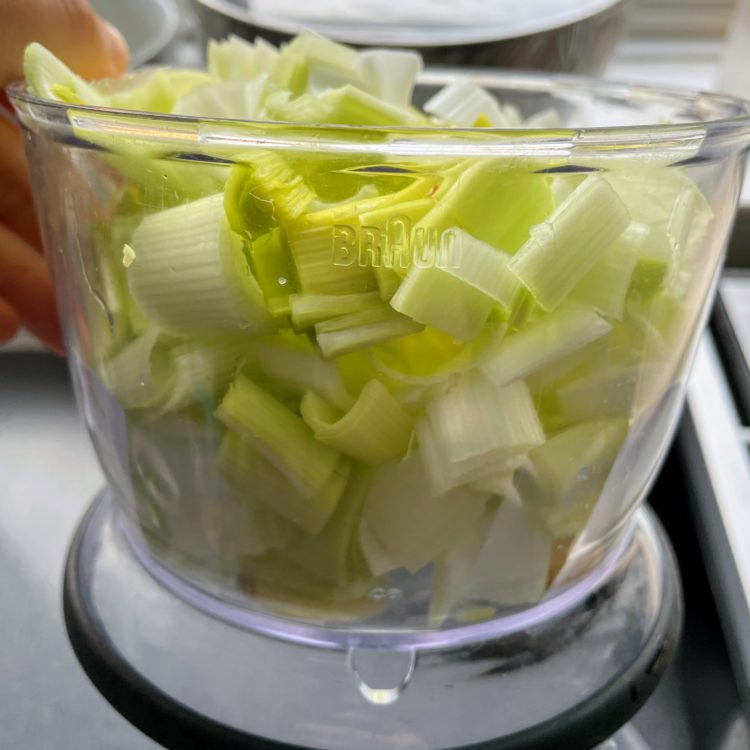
[64, 495, 681, 750]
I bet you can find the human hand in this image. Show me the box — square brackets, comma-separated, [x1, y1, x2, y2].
[0, 0, 128, 354]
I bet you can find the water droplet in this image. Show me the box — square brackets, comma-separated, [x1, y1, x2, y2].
[368, 587, 387, 601]
[138, 378, 146, 387]
[386, 588, 402, 600]
[348, 647, 416, 705]
[278, 276, 287, 286]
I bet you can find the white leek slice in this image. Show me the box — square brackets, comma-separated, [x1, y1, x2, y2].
[359, 451, 488, 575]
[469, 469, 517, 496]
[418, 371, 545, 494]
[172, 79, 266, 119]
[103, 68, 212, 113]
[253, 338, 353, 410]
[570, 240, 639, 320]
[216, 375, 342, 504]
[161, 339, 251, 413]
[481, 307, 611, 386]
[300, 379, 414, 465]
[509, 175, 630, 311]
[127, 194, 273, 336]
[557, 364, 656, 422]
[281, 30, 360, 95]
[390, 263, 495, 342]
[101, 330, 174, 409]
[315, 306, 423, 358]
[355, 50, 423, 107]
[208, 35, 278, 81]
[320, 85, 427, 126]
[446, 228, 522, 310]
[516, 418, 627, 536]
[523, 108, 562, 129]
[424, 79, 511, 127]
[24, 42, 104, 104]
[434, 496, 552, 618]
[289, 291, 383, 329]
[215, 431, 349, 534]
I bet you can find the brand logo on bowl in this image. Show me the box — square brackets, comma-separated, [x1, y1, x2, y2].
[330, 216, 462, 270]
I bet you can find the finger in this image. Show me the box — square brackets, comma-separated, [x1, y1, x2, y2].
[0, 0, 129, 90]
[0, 294, 21, 343]
[0, 113, 42, 251]
[0, 223, 63, 354]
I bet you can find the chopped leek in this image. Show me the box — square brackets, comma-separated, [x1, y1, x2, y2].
[215, 430, 349, 534]
[289, 291, 383, 328]
[216, 375, 343, 508]
[418, 371, 545, 493]
[415, 163, 554, 255]
[444, 228, 522, 309]
[208, 35, 278, 81]
[438, 497, 552, 614]
[315, 306, 423, 358]
[355, 50, 422, 107]
[100, 329, 174, 409]
[516, 418, 627, 536]
[127, 194, 273, 335]
[160, 339, 251, 413]
[224, 151, 314, 240]
[390, 263, 495, 342]
[425, 79, 515, 127]
[360, 452, 488, 574]
[282, 465, 370, 584]
[285, 222, 377, 295]
[172, 79, 266, 119]
[300, 379, 413, 464]
[509, 175, 630, 310]
[252, 338, 353, 410]
[249, 229, 297, 318]
[481, 307, 611, 386]
[570, 242, 638, 320]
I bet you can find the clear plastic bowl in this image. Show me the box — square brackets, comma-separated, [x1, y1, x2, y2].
[10, 71, 750, 636]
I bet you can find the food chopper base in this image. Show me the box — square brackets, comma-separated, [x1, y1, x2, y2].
[63, 491, 681, 750]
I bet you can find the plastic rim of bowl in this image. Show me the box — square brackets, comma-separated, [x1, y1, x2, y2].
[7, 69, 750, 160]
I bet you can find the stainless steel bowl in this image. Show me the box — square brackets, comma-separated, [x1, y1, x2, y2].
[189, 0, 627, 74]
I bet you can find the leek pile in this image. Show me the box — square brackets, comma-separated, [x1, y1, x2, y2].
[24, 32, 713, 623]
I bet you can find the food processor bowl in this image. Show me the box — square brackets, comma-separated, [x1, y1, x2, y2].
[9, 72, 750, 642]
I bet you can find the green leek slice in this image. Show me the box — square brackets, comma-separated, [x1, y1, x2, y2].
[390, 263, 495, 342]
[224, 151, 315, 241]
[315, 306, 424, 358]
[216, 375, 342, 506]
[289, 291, 383, 329]
[300, 379, 414, 464]
[215, 431, 349, 534]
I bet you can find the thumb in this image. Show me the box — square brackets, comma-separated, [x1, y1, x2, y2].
[0, 0, 129, 90]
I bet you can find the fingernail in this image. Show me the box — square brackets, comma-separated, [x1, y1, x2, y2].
[102, 21, 130, 72]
